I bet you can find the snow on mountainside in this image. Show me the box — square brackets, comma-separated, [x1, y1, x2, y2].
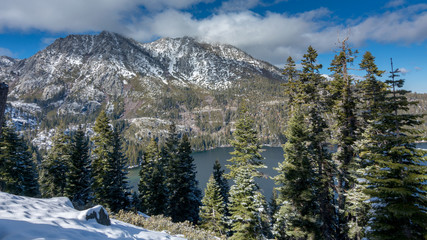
[0, 31, 287, 151]
[1, 31, 283, 109]
[0, 191, 185, 240]
[142, 36, 281, 89]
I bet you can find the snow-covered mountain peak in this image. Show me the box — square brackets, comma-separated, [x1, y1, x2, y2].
[1, 31, 284, 115]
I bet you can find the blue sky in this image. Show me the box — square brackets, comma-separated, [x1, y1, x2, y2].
[0, 0, 426, 92]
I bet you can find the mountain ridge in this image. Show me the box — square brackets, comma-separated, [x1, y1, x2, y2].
[0, 31, 288, 155]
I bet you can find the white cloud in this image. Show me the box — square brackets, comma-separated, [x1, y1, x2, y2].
[385, 0, 406, 8]
[126, 8, 338, 65]
[398, 67, 409, 74]
[350, 4, 427, 45]
[219, 0, 261, 12]
[0, 0, 140, 33]
[41, 37, 57, 45]
[0, 47, 13, 57]
[0, 0, 426, 67]
[138, 0, 212, 11]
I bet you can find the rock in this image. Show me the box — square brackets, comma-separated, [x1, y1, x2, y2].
[80, 205, 111, 226]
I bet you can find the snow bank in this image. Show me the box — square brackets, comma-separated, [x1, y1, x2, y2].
[0, 191, 185, 240]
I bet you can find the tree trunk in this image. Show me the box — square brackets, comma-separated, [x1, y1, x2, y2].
[0, 82, 8, 135]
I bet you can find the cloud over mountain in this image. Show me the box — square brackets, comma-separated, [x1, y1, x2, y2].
[0, 0, 426, 66]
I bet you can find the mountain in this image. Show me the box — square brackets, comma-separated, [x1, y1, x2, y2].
[2, 31, 283, 107]
[0, 31, 288, 158]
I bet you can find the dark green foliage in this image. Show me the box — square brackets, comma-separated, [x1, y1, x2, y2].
[274, 109, 320, 239]
[228, 167, 269, 240]
[328, 40, 359, 239]
[213, 159, 229, 206]
[91, 110, 129, 212]
[105, 128, 130, 212]
[226, 106, 269, 239]
[275, 46, 335, 240]
[91, 110, 114, 206]
[138, 137, 168, 216]
[362, 61, 427, 240]
[65, 127, 92, 207]
[268, 190, 278, 227]
[358, 51, 387, 128]
[199, 174, 228, 236]
[226, 106, 265, 179]
[346, 51, 387, 239]
[167, 133, 201, 224]
[40, 130, 71, 197]
[283, 56, 299, 109]
[161, 123, 202, 223]
[0, 123, 39, 197]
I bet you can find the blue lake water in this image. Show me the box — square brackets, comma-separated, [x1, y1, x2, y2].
[128, 142, 427, 200]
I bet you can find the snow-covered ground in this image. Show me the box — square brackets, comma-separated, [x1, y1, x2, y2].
[0, 191, 185, 240]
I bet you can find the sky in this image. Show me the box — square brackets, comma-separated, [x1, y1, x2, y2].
[0, 0, 426, 92]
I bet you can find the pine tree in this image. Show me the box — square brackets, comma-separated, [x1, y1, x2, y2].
[328, 39, 358, 239]
[65, 126, 92, 208]
[228, 167, 269, 240]
[268, 190, 278, 227]
[276, 46, 335, 239]
[40, 129, 71, 197]
[363, 60, 427, 240]
[358, 51, 387, 129]
[226, 106, 265, 179]
[283, 56, 300, 110]
[227, 106, 269, 239]
[213, 159, 229, 206]
[105, 128, 130, 212]
[301, 46, 336, 239]
[273, 109, 320, 239]
[138, 137, 168, 216]
[91, 110, 114, 206]
[199, 174, 228, 236]
[167, 133, 201, 223]
[0, 123, 39, 197]
[346, 51, 387, 240]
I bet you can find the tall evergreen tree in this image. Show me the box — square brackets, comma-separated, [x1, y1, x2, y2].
[227, 106, 269, 239]
[276, 46, 335, 239]
[40, 129, 71, 197]
[226, 106, 265, 179]
[213, 159, 229, 206]
[283, 56, 300, 111]
[302, 46, 335, 239]
[358, 51, 387, 129]
[268, 189, 279, 227]
[92, 112, 130, 212]
[0, 123, 39, 197]
[91, 110, 114, 207]
[104, 127, 130, 212]
[362, 60, 427, 240]
[328, 39, 359, 239]
[274, 109, 320, 240]
[167, 133, 201, 223]
[138, 137, 168, 216]
[346, 51, 387, 240]
[65, 127, 92, 208]
[229, 167, 269, 240]
[199, 174, 228, 236]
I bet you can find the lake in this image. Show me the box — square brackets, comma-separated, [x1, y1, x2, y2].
[127, 142, 427, 200]
[127, 146, 284, 200]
